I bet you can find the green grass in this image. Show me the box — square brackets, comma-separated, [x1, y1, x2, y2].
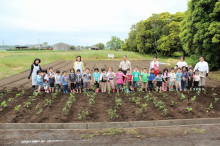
[0, 49, 199, 79]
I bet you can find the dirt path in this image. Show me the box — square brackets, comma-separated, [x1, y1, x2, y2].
[0, 60, 219, 90]
[1, 124, 220, 145]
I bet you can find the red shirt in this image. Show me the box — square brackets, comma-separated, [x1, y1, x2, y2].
[124, 73, 132, 83]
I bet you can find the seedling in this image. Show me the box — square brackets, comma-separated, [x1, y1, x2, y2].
[203, 89, 207, 94]
[1, 101, 7, 108]
[135, 97, 141, 106]
[24, 101, 31, 108]
[21, 90, 25, 94]
[62, 100, 73, 115]
[115, 98, 122, 109]
[8, 98, 13, 102]
[206, 102, 213, 113]
[162, 108, 168, 115]
[108, 108, 118, 119]
[212, 93, 217, 97]
[211, 88, 215, 91]
[140, 103, 148, 112]
[37, 108, 43, 114]
[191, 96, 196, 101]
[51, 93, 58, 99]
[69, 93, 76, 101]
[214, 98, 219, 103]
[170, 101, 176, 107]
[14, 104, 21, 111]
[0, 93, 3, 98]
[180, 93, 185, 100]
[33, 92, 39, 97]
[197, 90, 200, 96]
[44, 99, 52, 107]
[35, 103, 40, 110]
[89, 98, 95, 105]
[78, 111, 89, 120]
[186, 107, 193, 112]
[7, 89, 11, 93]
[15, 93, 21, 97]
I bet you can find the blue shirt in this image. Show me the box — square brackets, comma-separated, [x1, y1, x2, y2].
[176, 72, 183, 82]
[182, 71, 189, 79]
[148, 73, 155, 81]
[61, 75, 69, 85]
[37, 75, 43, 83]
[93, 72, 100, 82]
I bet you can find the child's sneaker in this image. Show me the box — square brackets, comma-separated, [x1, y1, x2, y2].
[113, 89, 115, 93]
[71, 90, 73, 93]
[184, 89, 186, 92]
[38, 89, 41, 93]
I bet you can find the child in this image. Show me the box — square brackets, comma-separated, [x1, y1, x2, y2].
[116, 68, 125, 93]
[132, 66, 141, 91]
[76, 69, 83, 93]
[93, 68, 100, 91]
[154, 71, 165, 92]
[107, 67, 115, 92]
[100, 68, 108, 93]
[162, 68, 170, 91]
[176, 68, 182, 91]
[124, 69, 132, 91]
[69, 68, 76, 93]
[83, 68, 91, 93]
[42, 70, 49, 93]
[181, 66, 189, 91]
[148, 68, 156, 91]
[188, 67, 194, 91]
[60, 71, 69, 93]
[169, 68, 176, 91]
[141, 68, 149, 91]
[55, 70, 61, 92]
[37, 70, 43, 93]
[193, 70, 200, 91]
[48, 67, 55, 93]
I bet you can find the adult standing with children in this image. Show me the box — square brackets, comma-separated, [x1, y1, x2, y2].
[176, 56, 188, 69]
[119, 55, 132, 81]
[149, 56, 170, 76]
[28, 58, 42, 92]
[193, 56, 209, 90]
[73, 56, 85, 88]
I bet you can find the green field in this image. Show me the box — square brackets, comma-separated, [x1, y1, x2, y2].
[0, 50, 218, 80]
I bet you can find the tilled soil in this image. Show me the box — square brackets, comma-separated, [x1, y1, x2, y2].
[0, 87, 219, 123]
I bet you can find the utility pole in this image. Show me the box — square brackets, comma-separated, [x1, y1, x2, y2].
[38, 39, 40, 51]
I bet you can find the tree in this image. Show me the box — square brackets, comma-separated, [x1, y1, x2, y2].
[106, 36, 124, 50]
[180, 0, 220, 70]
[122, 12, 184, 56]
[70, 45, 76, 50]
[96, 43, 105, 50]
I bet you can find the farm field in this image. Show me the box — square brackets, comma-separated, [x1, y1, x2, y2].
[0, 61, 220, 123]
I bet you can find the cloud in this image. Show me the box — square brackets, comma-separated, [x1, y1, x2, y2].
[0, 0, 188, 45]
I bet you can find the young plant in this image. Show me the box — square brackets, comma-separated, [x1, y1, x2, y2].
[197, 90, 200, 96]
[135, 97, 141, 106]
[186, 107, 193, 112]
[78, 111, 89, 120]
[14, 104, 21, 111]
[8, 98, 13, 102]
[89, 97, 95, 105]
[69, 93, 76, 101]
[7, 89, 11, 93]
[37, 108, 43, 114]
[180, 93, 185, 100]
[0, 101, 7, 110]
[35, 103, 40, 111]
[170, 101, 176, 107]
[0, 93, 3, 98]
[214, 98, 219, 103]
[44, 99, 52, 107]
[162, 108, 168, 116]
[203, 89, 207, 94]
[21, 90, 25, 94]
[24, 101, 31, 108]
[15, 93, 21, 97]
[115, 98, 122, 109]
[140, 103, 148, 112]
[212, 93, 217, 97]
[108, 108, 118, 119]
[206, 102, 213, 113]
[191, 96, 196, 101]
[51, 93, 58, 99]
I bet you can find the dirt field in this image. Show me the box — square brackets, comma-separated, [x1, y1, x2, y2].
[0, 60, 220, 123]
[0, 60, 219, 90]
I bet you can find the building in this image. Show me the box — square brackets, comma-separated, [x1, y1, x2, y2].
[90, 46, 99, 50]
[53, 42, 70, 51]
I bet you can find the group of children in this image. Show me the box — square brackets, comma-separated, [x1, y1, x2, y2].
[36, 65, 201, 93]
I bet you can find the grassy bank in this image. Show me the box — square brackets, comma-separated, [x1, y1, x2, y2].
[0, 50, 217, 80]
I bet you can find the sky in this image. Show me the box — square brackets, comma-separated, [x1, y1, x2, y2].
[0, 0, 189, 46]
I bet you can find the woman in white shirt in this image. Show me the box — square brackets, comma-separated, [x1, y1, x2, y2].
[149, 56, 170, 76]
[176, 56, 188, 69]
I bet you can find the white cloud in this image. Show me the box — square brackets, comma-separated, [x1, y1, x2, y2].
[0, 0, 188, 45]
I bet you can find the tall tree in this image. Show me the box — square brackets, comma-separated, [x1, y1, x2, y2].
[106, 36, 124, 50]
[180, 0, 220, 70]
[96, 43, 105, 50]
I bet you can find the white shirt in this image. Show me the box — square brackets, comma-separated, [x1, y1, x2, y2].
[150, 61, 165, 69]
[194, 61, 209, 73]
[176, 61, 188, 68]
[119, 60, 132, 71]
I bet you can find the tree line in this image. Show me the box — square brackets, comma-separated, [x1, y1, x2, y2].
[121, 0, 220, 70]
